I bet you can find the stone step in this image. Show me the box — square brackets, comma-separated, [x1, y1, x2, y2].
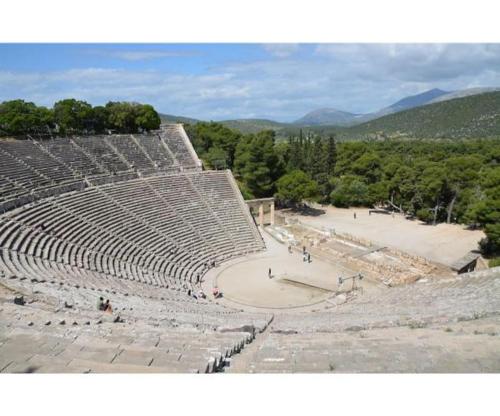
[57, 344, 121, 364]
[3, 359, 91, 374]
[69, 358, 199, 373]
[111, 349, 154, 366]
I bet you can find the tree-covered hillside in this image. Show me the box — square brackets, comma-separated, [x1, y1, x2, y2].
[180, 92, 500, 140]
[338, 91, 500, 140]
[219, 119, 288, 135]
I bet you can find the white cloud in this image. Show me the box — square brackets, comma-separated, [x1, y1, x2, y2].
[1, 44, 500, 121]
[314, 44, 500, 83]
[88, 49, 199, 61]
[262, 43, 299, 58]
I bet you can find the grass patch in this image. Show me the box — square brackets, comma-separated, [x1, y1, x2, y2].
[489, 257, 500, 268]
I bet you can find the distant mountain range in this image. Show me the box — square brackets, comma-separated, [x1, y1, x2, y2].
[215, 118, 288, 135]
[160, 87, 500, 139]
[294, 88, 449, 126]
[293, 87, 500, 126]
[294, 108, 362, 126]
[158, 114, 288, 135]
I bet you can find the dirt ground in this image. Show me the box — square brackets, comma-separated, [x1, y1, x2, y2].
[290, 206, 485, 267]
[203, 232, 380, 310]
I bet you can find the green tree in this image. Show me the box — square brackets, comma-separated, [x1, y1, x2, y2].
[302, 135, 313, 176]
[188, 122, 241, 169]
[309, 136, 329, 199]
[204, 147, 228, 170]
[90, 105, 109, 133]
[234, 130, 282, 198]
[330, 175, 370, 207]
[106, 102, 138, 133]
[53, 99, 93, 134]
[274, 141, 290, 172]
[368, 181, 390, 206]
[444, 156, 481, 223]
[473, 194, 500, 256]
[135, 104, 161, 131]
[0, 98, 162, 137]
[326, 135, 337, 176]
[351, 152, 382, 184]
[275, 170, 320, 205]
[388, 165, 417, 213]
[416, 163, 448, 224]
[287, 136, 303, 172]
[0, 100, 54, 136]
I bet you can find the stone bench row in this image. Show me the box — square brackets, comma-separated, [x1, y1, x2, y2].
[274, 268, 500, 333]
[0, 125, 201, 210]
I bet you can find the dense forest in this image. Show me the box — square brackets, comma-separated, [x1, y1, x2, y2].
[186, 122, 500, 264]
[0, 99, 161, 137]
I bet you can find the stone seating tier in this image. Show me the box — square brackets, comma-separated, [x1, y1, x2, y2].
[0, 125, 203, 211]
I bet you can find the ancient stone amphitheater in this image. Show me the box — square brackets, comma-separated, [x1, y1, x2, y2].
[0, 124, 499, 373]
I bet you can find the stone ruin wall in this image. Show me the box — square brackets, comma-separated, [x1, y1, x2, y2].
[272, 216, 450, 286]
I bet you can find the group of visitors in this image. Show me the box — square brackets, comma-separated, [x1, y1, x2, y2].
[204, 260, 217, 270]
[97, 297, 113, 313]
[188, 288, 206, 300]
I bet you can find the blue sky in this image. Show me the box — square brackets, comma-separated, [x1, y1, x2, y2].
[1, 44, 500, 121]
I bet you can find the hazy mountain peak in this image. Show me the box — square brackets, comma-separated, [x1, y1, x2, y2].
[387, 88, 449, 111]
[294, 89, 451, 126]
[293, 108, 359, 126]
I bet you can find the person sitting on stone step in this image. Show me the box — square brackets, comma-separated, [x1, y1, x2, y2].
[97, 296, 105, 311]
[212, 286, 221, 299]
[103, 299, 113, 313]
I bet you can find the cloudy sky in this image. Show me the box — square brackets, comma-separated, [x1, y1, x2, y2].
[1, 43, 500, 122]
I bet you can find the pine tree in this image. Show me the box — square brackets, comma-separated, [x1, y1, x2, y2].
[287, 136, 303, 172]
[326, 135, 337, 176]
[323, 135, 338, 200]
[308, 135, 329, 200]
[303, 135, 313, 176]
[310, 136, 326, 180]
